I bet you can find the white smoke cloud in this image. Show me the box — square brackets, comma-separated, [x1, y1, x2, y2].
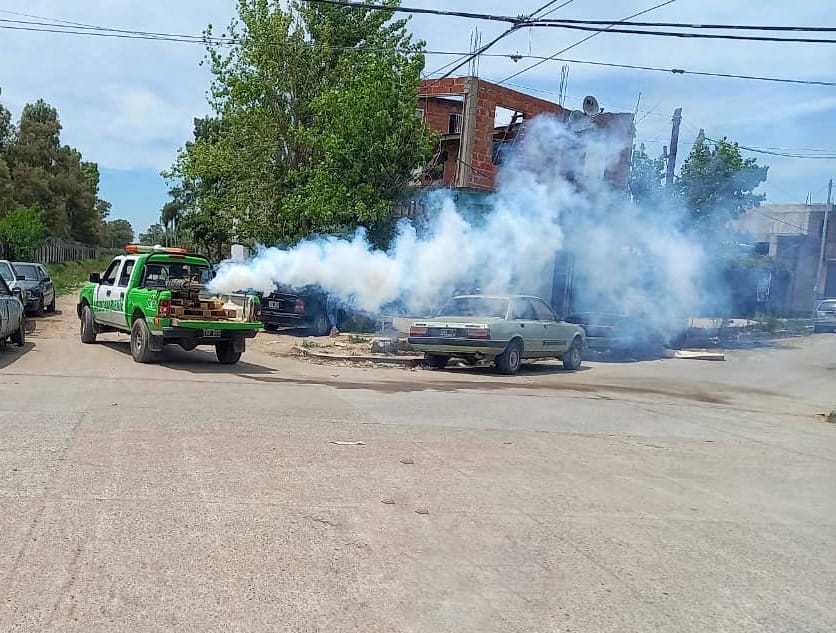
[209, 114, 705, 337]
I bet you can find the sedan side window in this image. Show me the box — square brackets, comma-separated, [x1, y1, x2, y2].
[531, 298, 558, 321]
[509, 299, 537, 320]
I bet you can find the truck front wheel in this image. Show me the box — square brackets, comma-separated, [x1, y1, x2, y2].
[130, 318, 158, 363]
[216, 342, 242, 365]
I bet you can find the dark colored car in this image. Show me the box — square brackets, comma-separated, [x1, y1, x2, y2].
[260, 286, 333, 336]
[12, 262, 56, 316]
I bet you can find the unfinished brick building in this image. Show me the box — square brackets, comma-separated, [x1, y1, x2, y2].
[416, 77, 635, 192]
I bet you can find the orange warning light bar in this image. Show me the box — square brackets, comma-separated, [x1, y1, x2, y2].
[125, 244, 188, 255]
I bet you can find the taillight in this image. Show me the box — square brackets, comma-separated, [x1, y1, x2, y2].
[158, 299, 171, 317]
[410, 325, 428, 337]
[466, 327, 490, 339]
[294, 298, 305, 314]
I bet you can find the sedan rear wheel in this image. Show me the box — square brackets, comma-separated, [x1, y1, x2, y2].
[495, 339, 523, 375]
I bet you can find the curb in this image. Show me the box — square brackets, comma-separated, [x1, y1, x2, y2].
[293, 346, 423, 366]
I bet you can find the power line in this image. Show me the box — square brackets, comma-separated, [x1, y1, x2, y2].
[533, 18, 836, 33]
[525, 23, 836, 44]
[498, 0, 678, 85]
[424, 0, 570, 83]
[3, 11, 834, 89]
[301, 0, 520, 24]
[300, 2, 836, 35]
[532, 1, 576, 20]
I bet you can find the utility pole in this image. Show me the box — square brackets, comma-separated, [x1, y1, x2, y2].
[814, 178, 833, 298]
[665, 107, 683, 186]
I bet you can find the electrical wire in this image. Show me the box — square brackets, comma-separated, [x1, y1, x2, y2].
[2, 9, 834, 88]
[300, 0, 520, 24]
[524, 23, 836, 44]
[532, 18, 836, 32]
[498, 0, 678, 85]
[423, 0, 571, 84]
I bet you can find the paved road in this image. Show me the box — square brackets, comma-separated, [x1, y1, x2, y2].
[1, 298, 834, 632]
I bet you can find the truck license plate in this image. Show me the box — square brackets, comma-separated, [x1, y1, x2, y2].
[203, 329, 222, 338]
[438, 329, 456, 338]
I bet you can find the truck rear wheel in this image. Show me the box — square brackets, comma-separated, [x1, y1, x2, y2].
[80, 304, 97, 344]
[216, 342, 242, 365]
[130, 318, 158, 363]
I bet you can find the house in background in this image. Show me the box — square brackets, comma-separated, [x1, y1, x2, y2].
[416, 77, 634, 191]
[736, 203, 836, 314]
[396, 77, 635, 220]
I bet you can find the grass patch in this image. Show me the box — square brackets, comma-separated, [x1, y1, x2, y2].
[47, 254, 116, 296]
[752, 316, 813, 336]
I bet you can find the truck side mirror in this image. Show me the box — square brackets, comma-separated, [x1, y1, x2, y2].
[13, 287, 23, 300]
[89, 272, 101, 284]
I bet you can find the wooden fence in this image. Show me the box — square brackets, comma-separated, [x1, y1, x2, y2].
[0, 239, 105, 263]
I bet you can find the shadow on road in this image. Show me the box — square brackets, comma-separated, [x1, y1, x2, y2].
[99, 341, 277, 375]
[426, 361, 591, 376]
[0, 341, 35, 369]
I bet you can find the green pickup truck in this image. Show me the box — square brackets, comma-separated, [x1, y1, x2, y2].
[77, 245, 262, 364]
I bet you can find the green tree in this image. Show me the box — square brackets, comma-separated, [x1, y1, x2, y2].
[0, 157, 13, 212]
[0, 87, 12, 152]
[138, 223, 168, 246]
[0, 206, 47, 259]
[102, 219, 134, 248]
[169, 0, 436, 249]
[629, 143, 665, 205]
[675, 131, 768, 230]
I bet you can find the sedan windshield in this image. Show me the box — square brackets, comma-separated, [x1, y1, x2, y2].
[14, 264, 39, 280]
[436, 297, 509, 318]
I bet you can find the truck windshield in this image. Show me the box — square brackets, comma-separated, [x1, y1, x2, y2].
[142, 261, 210, 288]
[436, 297, 509, 318]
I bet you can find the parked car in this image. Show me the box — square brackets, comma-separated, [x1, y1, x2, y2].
[12, 261, 55, 316]
[813, 299, 836, 333]
[206, 261, 333, 336]
[0, 275, 26, 348]
[0, 260, 18, 290]
[260, 286, 333, 336]
[408, 294, 587, 375]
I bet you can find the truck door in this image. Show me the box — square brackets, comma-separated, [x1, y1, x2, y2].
[94, 257, 123, 326]
[110, 257, 137, 329]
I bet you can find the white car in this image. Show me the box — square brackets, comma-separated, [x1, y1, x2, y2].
[813, 299, 836, 333]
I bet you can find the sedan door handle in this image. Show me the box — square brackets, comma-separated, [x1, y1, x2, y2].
[520, 323, 525, 328]
[105, 290, 111, 297]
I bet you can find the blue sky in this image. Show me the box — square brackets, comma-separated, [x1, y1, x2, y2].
[1, 0, 834, 236]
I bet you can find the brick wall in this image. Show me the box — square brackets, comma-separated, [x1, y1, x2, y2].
[418, 77, 634, 191]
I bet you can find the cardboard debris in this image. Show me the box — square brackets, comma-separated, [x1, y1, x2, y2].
[666, 349, 726, 361]
[329, 440, 366, 446]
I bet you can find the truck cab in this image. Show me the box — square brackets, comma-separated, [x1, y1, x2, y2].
[78, 245, 262, 364]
